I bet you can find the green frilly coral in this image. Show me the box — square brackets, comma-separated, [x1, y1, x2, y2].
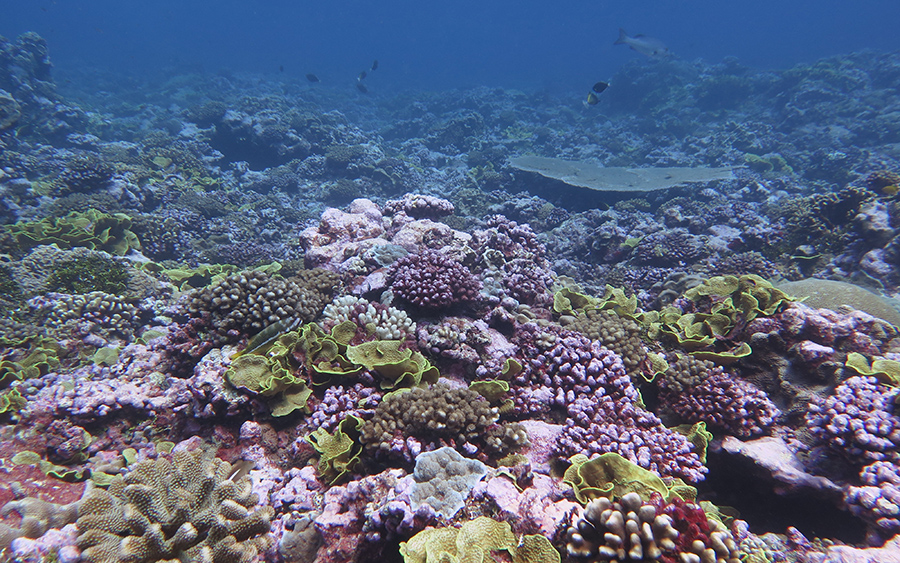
[5, 209, 140, 256]
[400, 517, 559, 563]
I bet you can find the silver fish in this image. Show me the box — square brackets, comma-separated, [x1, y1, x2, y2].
[614, 28, 669, 58]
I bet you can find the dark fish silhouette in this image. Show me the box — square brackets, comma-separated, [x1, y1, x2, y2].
[279, 65, 284, 72]
[592, 81, 609, 94]
[305, 74, 320, 83]
[371, 59, 379, 71]
[356, 82, 369, 93]
[358, 70, 368, 81]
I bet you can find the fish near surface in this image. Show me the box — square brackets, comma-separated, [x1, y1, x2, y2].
[614, 28, 669, 58]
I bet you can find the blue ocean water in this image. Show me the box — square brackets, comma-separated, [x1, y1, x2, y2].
[4, 0, 900, 90]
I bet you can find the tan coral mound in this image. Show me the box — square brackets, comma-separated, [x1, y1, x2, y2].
[76, 449, 273, 563]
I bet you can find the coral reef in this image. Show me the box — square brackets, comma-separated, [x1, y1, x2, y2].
[4, 30, 900, 563]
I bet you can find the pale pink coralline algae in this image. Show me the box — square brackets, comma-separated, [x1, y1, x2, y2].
[471, 473, 579, 537]
[389, 218, 471, 252]
[516, 420, 564, 474]
[10, 524, 79, 563]
[300, 199, 387, 269]
[792, 340, 836, 364]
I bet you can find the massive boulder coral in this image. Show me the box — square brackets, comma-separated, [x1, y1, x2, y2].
[75, 449, 273, 563]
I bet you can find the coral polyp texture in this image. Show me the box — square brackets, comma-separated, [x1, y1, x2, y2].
[388, 249, 482, 311]
[75, 449, 274, 563]
[5, 27, 900, 563]
[566, 492, 741, 563]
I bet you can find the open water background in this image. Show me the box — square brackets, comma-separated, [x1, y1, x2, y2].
[4, 0, 900, 92]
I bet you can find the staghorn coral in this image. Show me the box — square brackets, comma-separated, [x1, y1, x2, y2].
[75, 449, 274, 563]
[566, 492, 741, 563]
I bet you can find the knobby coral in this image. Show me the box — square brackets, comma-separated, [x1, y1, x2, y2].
[566, 492, 741, 563]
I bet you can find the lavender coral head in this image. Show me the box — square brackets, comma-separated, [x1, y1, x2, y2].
[388, 249, 482, 310]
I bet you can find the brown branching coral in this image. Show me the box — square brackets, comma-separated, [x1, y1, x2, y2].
[75, 449, 273, 563]
[562, 308, 648, 378]
[183, 268, 338, 344]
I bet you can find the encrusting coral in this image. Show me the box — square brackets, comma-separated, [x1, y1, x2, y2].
[75, 449, 273, 563]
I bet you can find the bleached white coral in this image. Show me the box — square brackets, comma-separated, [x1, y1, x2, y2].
[322, 296, 415, 340]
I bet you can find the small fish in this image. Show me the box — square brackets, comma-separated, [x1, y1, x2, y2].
[279, 65, 284, 72]
[305, 73, 320, 83]
[592, 81, 609, 94]
[231, 317, 300, 359]
[358, 70, 367, 81]
[614, 28, 669, 58]
[371, 59, 379, 71]
[884, 184, 900, 197]
[585, 91, 600, 106]
[356, 82, 369, 94]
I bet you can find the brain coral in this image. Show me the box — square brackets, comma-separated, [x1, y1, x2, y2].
[76, 449, 273, 563]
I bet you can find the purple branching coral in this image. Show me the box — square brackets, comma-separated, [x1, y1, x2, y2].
[503, 326, 707, 482]
[502, 258, 553, 306]
[388, 249, 481, 310]
[845, 461, 900, 541]
[806, 375, 900, 465]
[659, 365, 780, 438]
